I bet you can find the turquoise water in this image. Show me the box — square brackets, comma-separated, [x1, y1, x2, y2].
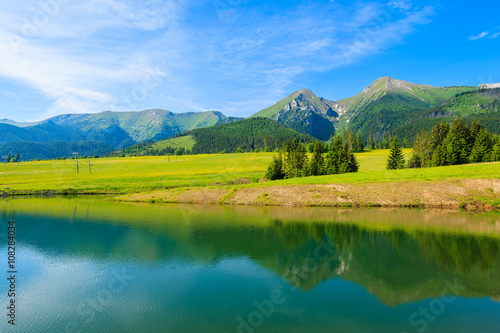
[1, 198, 499, 333]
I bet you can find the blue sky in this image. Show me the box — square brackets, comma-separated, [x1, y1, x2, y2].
[0, 0, 499, 121]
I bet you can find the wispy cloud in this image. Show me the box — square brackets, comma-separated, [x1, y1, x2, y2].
[468, 31, 489, 41]
[489, 32, 500, 39]
[0, 0, 182, 118]
[0, 0, 436, 120]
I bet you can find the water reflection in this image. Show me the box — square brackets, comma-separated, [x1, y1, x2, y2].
[0, 198, 499, 332]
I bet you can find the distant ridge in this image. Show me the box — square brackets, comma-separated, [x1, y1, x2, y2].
[0, 109, 241, 152]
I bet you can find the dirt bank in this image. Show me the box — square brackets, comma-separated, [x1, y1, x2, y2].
[114, 178, 500, 210]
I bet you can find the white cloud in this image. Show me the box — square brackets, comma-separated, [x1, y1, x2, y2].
[489, 32, 500, 39]
[0, 0, 182, 119]
[0, 0, 436, 120]
[468, 31, 489, 41]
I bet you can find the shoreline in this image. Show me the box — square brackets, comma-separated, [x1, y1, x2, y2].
[2, 179, 499, 212]
[110, 178, 500, 211]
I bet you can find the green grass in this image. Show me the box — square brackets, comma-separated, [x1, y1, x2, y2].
[0, 149, 498, 194]
[151, 135, 196, 151]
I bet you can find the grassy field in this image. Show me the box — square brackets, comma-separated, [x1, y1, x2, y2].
[0, 149, 499, 195]
[151, 135, 196, 151]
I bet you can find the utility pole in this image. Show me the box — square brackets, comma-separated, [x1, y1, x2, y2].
[88, 160, 92, 174]
[72, 152, 79, 173]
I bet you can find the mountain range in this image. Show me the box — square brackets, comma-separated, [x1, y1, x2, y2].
[253, 77, 479, 141]
[1, 77, 499, 160]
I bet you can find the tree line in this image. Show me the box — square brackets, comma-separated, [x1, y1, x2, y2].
[385, 119, 500, 170]
[266, 136, 359, 180]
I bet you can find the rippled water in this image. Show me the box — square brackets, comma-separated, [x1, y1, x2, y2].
[1, 197, 499, 333]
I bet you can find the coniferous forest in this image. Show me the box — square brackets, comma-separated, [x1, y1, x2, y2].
[266, 137, 359, 180]
[406, 119, 500, 168]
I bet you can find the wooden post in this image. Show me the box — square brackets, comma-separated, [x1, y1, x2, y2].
[76, 160, 79, 174]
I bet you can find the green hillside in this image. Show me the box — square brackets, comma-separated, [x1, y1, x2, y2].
[122, 118, 316, 156]
[338, 77, 472, 114]
[394, 88, 500, 141]
[151, 135, 196, 151]
[0, 109, 240, 159]
[69, 109, 239, 142]
[188, 117, 316, 154]
[336, 77, 476, 138]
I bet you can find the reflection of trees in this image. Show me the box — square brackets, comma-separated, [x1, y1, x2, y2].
[263, 219, 500, 304]
[266, 219, 500, 274]
[415, 232, 500, 273]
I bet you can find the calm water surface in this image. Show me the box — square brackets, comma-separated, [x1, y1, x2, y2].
[1, 197, 499, 333]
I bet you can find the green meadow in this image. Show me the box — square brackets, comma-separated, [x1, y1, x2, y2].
[0, 149, 498, 194]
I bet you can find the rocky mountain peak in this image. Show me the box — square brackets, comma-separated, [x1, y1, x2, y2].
[479, 83, 500, 89]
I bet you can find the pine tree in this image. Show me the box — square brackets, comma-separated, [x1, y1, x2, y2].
[355, 132, 364, 152]
[469, 129, 493, 163]
[325, 135, 342, 174]
[386, 137, 405, 169]
[403, 138, 410, 149]
[431, 122, 449, 149]
[407, 151, 422, 168]
[307, 141, 325, 176]
[348, 130, 355, 151]
[491, 142, 500, 162]
[440, 132, 463, 166]
[470, 121, 483, 143]
[449, 119, 473, 160]
[431, 145, 444, 167]
[295, 143, 307, 177]
[368, 130, 375, 150]
[306, 142, 315, 153]
[265, 152, 285, 180]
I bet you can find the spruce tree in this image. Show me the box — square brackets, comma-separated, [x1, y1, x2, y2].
[470, 121, 483, 143]
[339, 142, 351, 173]
[407, 151, 422, 168]
[386, 137, 405, 169]
[368, 130, 375, 150]
[469, 129, 493, 163]
[355, 132, 364, 152]
[431, 145, 444, 167]
[449, 119, 473, 160]
[325, 135, 342, 174]
[440, 132, 461, 165]
[307, 141, 325, 176]
[295, 143, 307, 177]
[265, 152, 285, 180]
[491, 142, 500, 162]
[348, 130, 355, 151]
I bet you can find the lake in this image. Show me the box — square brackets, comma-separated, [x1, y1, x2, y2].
[1, 197, 499, 333]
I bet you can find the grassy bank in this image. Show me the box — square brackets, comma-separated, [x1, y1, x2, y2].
[1, 150, 499, 209]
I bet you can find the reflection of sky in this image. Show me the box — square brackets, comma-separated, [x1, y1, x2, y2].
[0, 202, 500, 332]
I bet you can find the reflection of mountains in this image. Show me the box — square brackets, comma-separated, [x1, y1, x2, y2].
[4, 199, 500, 306]
[264, 221, 500, 305]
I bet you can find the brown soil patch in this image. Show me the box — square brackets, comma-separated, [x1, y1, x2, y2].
[114, 179, 500, 210]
